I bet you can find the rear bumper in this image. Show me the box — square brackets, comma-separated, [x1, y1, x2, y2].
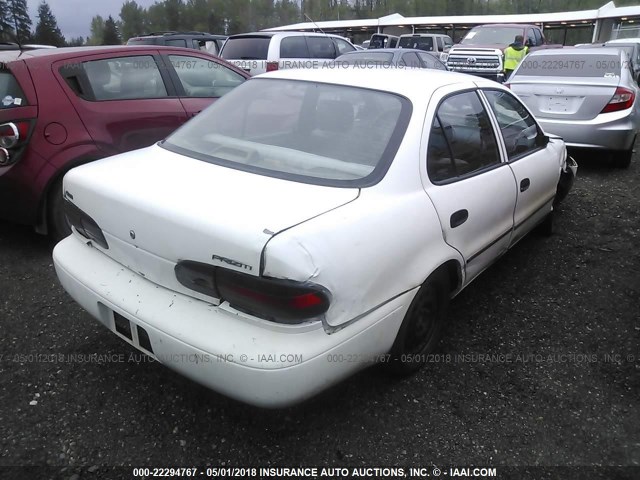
[53, 235, 411, 408]
[538, 111, 638, 151]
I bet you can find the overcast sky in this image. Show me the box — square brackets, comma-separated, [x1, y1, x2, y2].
[28, 0, 159, 40]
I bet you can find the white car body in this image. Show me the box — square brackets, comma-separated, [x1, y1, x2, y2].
[53, 68, 574, 407]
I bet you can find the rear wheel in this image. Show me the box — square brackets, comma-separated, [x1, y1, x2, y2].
[48, 179, 72, 243]
[614, 148, 633, 169]
[386, 270, 450, 375]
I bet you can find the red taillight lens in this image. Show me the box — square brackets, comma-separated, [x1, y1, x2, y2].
[266, 61, 279, 72]
[0, 122, 27, 148]
[601, 87, 635, 113]
[174, 261, 330, 324]
[63, 200, 109, 248]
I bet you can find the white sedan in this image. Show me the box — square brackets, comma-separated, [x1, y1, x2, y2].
[53, 67, 576, 407]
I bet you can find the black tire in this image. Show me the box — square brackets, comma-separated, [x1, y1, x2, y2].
[48, 179, 72, 243]
[614, 148, 632, 169]
[536, 211, 554, 237]
[386, 270, 450, 375]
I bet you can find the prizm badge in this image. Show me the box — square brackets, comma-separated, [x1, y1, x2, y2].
[212, 254, 253, 271]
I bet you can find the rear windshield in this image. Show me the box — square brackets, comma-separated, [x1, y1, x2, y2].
[220, 36, 270, 60]
[398, 36, 434, 51]
[461, 27, 524, 45]
[0, 71, 27, 108]
[126, 38, 157, 45]
[516, 54, 623, 77]
[162, 78, 411, 187]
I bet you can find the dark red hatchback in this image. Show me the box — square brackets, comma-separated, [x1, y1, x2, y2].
[0, 45, 249, 239]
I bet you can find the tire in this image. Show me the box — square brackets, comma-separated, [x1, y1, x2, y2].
[614, 148, 632, 169]
[48, 179, 72, 243]
[386, 270, 450, 375]
[536, 211, 554, 237]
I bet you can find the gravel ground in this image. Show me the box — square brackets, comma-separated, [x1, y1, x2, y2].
[0, 151, 638, 479]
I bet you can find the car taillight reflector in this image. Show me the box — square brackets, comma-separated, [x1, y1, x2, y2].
[174, 261, 330, 324]
[601, 87, 635, 113]
[266, 61, 279, 72]
[63, 200, 109, 249]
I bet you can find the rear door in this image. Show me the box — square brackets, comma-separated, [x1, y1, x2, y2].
[422, 86, 517, 282]
[159, 51, 248, 118]
[481, 88, 560, 245]
[511, 52, 622, 120]
[55, 51, 188, 156]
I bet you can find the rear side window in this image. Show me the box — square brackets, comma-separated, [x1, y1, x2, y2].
[333, 38, 355, 55]
[307, 37, 337, 59]
[399, 52, 421, 68]
[169, 55, 246, 98]
[517, 54, 622, 77]
[427, 91, 500, 183]
[0, 71, 27, 108]
[417, 52, 447, 70]
[83, 56, 168, 101]
[280, 37, 309, 58]
[221, 37, 271, 60]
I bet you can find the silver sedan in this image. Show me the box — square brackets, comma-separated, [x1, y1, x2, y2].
[507, 47, 639, 168]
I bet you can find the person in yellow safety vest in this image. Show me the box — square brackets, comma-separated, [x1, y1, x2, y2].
[503, 35, 529, 80]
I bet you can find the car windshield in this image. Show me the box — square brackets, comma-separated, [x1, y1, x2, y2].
[162, 78, 410, 186]
[461, 27, 524, 45]
[0, 71, 27, 108]
[515, 53, 622, 77]
[220, 36, 270, 60]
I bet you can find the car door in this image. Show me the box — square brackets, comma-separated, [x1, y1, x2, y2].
[55, 51, 188, 156]
[160, 52, 248, 118]
[422, 86, 518, 282]
[481, 88, 559, 246]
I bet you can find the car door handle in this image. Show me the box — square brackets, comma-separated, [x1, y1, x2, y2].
[520, 178, 531, 192]
[450, 209, 469, 229]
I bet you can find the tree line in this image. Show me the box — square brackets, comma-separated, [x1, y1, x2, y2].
[1, 0, 638, 47]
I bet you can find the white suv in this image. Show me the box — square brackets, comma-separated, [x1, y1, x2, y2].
[220, 31, 357, 76]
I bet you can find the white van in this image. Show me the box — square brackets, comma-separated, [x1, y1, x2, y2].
[220, 32, 357, 76]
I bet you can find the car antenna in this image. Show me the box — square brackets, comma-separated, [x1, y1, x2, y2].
[304, 13, 326, 35]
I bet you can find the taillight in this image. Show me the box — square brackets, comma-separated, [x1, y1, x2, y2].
[63, 200, 109, 249]
[175, 261, 330, 324]
[601, 87, 635, 113]
[266, 61, 279, 72]
[0, 120, 33, 166]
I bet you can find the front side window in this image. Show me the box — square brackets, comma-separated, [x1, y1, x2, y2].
[307, 37, 337, 59]
[83, 56, 168, 101]
[169, 55, 246, 98]
[333, 38, 355, 55]
[162, 78, 411, 186]
[427, 91, 500, 183]
[483, 89, 542, 160]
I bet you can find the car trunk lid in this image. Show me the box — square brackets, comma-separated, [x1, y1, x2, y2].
[511, 77, 620, 121]
[63, 144, 359, 288]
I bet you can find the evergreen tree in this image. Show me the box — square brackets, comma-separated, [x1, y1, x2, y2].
[0, 0, 15, 43]
[120, 0, 146, 40]
[33, 1, 65, 47]
[88, 15, 105, 45]
[66, 36, 85, 47]
[102, 15, 121, 45]
[9, 0, 32, 44]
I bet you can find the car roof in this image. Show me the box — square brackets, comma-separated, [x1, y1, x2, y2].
[227, 31, 344, 39]
[257, 66, 483, 98]
[0, 45, 217, 63]
[607, 38, 640, 44]
[526, 47, 622, 57]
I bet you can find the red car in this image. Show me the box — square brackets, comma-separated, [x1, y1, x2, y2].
[0, 45, 249, 239]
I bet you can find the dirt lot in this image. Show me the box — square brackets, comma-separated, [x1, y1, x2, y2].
[0, 152, 638, 479]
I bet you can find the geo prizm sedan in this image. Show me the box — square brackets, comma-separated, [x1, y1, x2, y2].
[53, 67, 576, 407]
